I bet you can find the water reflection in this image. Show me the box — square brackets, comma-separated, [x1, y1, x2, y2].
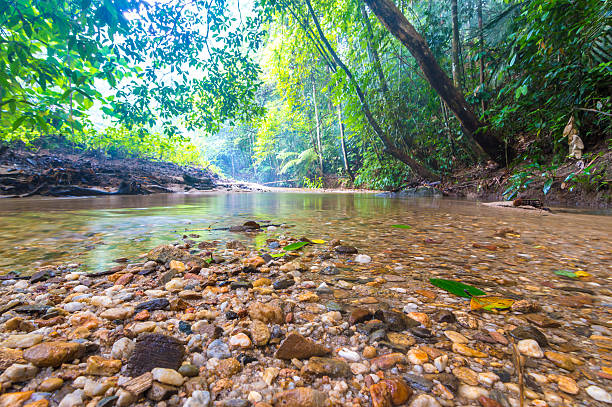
[0, 192, 610, 274]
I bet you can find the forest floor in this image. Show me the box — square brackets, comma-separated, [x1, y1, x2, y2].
[439, 147, 612, 208]
[0, 146, 252, 198]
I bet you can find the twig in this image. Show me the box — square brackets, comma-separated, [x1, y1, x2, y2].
[511, 338, 525, 407]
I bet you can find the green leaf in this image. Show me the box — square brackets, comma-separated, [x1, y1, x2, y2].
[12, 115, 28, 131]
[429, 278, 486, 298]
[270, 253, 285, 258]
[543, 179, 553, 194]
[391, 224, 412, 229]
[282, 241, 309, 251]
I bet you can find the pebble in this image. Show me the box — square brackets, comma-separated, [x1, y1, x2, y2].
[152, 367, 185, 386]
[517, 339, 543, 358]
[63, 302, 85, 312]
[229, 333, 252, 349]
[409, 394, 442, 407]
[556, 375, 579, 394]
[0, 363, 38, 382]
[458, 384, 489, 399]
[1, 333, 44, 348]
[338, 348, 360, 362]
[354, 254, 371, 263]
[184, 390, 211, 407]
[586, 385, 612, 403]
[111, 337, 135, 360]
[207, 339, 231, 359]
[38, 377, 64, 392]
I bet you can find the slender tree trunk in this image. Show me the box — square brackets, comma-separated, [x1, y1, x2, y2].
[451, 0, 462, 90]
[440, 97, 455, 157]
[364, 0, 511, 164]
[304, 0, 438, 180]
[359, 0, 390, 99]
[336, 104, 354, 181]
[311, 78, 324, 175]
[478, 0, 486, 114]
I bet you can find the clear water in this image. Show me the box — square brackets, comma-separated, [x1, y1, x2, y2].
[0, 192, 610, 276]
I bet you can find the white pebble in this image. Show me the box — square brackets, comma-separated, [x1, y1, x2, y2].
[354, 254, 371, 264]
[586, 385, 612, 403]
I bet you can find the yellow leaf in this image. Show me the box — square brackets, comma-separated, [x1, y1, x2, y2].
[574, 270, 590, 277]
[470, 296, 515, 311]
[311, 239, 326, 244]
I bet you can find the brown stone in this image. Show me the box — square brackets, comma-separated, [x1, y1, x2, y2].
[304, 357, 351, 377]
[370, 353, 406, 370]
[147, 382, 178, 401]
[275, 332, 330, 360]
[0, 347, 25, 369]
[545, 351, 575, 371]
[85, 355, 122, 376]
[453, 367, 479, 385]
[370, 377, 412, 407]
[248, 302, 284, 324]
[272, 387, 330, 407]
[38, 377, 64, 392]
[558, 295, 592, 308]
[23, 341, 85, 367]
[349, 308, 372, 325]
[478, 396, 503, 407]
[217, 357, 242, 378]
[115, 273, 134, 286]
[250, 320, 270, 346]
[0, 391, 34, 407]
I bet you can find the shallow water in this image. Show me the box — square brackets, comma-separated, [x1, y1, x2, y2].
[0, 192, 611, 276]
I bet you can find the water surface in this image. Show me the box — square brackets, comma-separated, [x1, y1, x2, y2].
[0, 192, 611, 276]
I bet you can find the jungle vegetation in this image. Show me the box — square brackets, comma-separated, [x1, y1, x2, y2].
[1, 0, 610, 190]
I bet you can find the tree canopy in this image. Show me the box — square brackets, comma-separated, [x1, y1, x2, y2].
[1, 0, 610, 191]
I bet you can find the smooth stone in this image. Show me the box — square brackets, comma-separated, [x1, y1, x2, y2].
[59, 389, 84, 407]
[229, 333, 252, 349]
[39, 377, 64, 392]
[586, 385, 612, 403]
[111, 337, 135, 360]
[84, 379, 111, 397]
[517, 339, 543, 358]
[135, 298, 170, 312]
[1, 334, 43, 349]
[0, 363, 38, 382]
[0, 391, 34, 407]
[24, 341, 85, 367]
[458, 385, 489, 399]
[557, 375, 579, 394]
[178, 364, 199, 377]
[152, 367, 184, 386]
[452, 343, 488, 358]
[444, 330, 468, 344]
[510, 326, 548, 348]
[275, 332, 330, 360]
[544, 351, 575, 371]
[63, 302, 85, 312]
[100, 307, 133, 320]
[338, 348, 360, 362]
[354, 254, 371, 264]
[409, 394, 442, 407]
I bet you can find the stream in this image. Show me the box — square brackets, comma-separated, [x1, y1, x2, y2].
[0, 191, 611, 275]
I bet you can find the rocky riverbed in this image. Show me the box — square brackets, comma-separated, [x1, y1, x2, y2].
[0, 221, 610, 407]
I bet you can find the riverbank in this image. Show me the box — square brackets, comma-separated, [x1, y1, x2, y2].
[0, 217, 610, 406]
[0, 146, 251, 198]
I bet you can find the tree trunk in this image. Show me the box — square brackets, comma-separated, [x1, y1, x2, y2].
[336, 104, 354, 181]
[363, 0, 511, 165]
[303, 0, 438, 180]
[451, 0, 462, 89]
[311, 78, 324, 175]
[477, 0, 486, 114]
[359, 0, 390, 99]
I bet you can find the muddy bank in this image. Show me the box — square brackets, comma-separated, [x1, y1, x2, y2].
[0, 147, 250, 198]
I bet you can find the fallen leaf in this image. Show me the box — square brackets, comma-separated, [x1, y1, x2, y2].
[282, 242, 309, 251]
[311, 239, 326, 244]
[429, 278, 486, 298]
[470, 296, 515, 311]
[553, 270, 590, 278]
[391, 224, 412, 229]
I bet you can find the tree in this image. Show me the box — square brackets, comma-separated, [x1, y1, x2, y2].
[363, 0, 510, 165]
